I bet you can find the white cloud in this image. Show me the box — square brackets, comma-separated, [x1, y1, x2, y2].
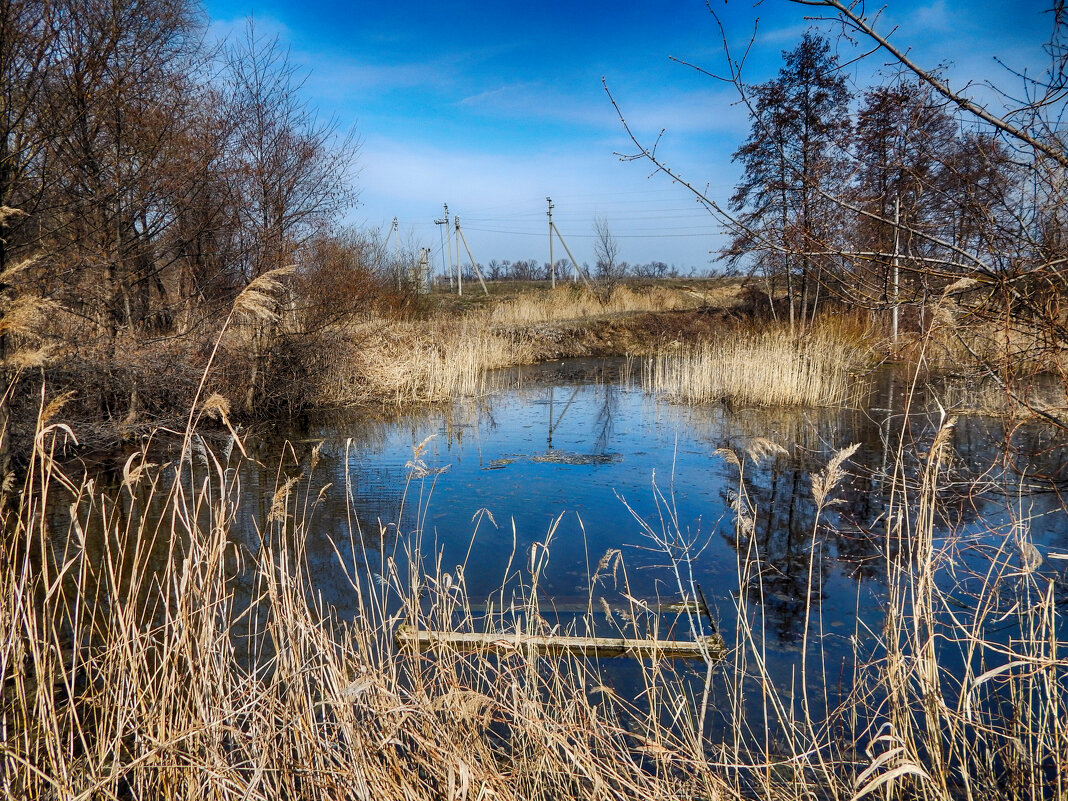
[456, 79, 748, 138]
[205, 14, 293, 49]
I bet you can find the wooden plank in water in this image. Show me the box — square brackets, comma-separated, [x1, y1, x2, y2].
[396, 625, 724, 661]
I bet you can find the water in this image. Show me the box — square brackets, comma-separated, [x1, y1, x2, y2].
[220, 359, 1068, 734]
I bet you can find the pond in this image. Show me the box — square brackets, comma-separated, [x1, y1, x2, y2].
[223, 358, 1068, 738]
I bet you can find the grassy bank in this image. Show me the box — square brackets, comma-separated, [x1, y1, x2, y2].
[273, 281, 745, 410]
[301, 283, 881, 413]
[0, 279, 742, 451]
[5, 273, 1063, 469]
[2, 396, 1065, 800]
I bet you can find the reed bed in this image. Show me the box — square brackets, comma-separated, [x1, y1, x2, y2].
[643, 322, 871, 407]
[711, 427, 1068, 801]
[0, 413, 728, 801]
[2, 384, 1065, 800]
[489, 285, 694, 326]
[317, 317, 531, 406]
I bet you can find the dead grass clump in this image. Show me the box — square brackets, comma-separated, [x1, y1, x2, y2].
[317, 317, 531, 406]
[900, 300, 1068, 375]
[644, 319, 872, 407]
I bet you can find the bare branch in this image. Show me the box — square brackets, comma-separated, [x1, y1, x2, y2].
[791, 0, 1068, 167]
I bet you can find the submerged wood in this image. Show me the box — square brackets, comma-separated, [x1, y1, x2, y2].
[396, 625, 725, 660]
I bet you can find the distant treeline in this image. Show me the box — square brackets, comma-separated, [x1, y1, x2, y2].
[445, 258, 705, 283]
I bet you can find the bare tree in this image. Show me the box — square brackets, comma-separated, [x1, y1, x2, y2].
[593, 217, 626, 298]
[222, 21, 360, 409]
[224, 20, 359, 282]
[606, 3, 1068, 430]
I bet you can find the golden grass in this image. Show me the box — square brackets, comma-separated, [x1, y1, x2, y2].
[713, 427, 1068, 801]
[316, 317, 532, 406]
[0, 416, 730, 801]
[897, 300, 1068, 374]
[2, 386, 1066, 800]
[643, 318, 873, 407]
[301, 282, 747, 409]
[489, 284, 698, 326]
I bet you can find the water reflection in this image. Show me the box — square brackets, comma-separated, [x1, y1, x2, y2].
[212, 361, 1067, 652]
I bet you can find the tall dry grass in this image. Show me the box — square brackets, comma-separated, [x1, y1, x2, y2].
[707, 413, 1068, 801]
[907, 300, 1068, 374]
[3, 371, 1065, 800]
[644, 318, 873, 407]
[314, 317, 532, 406]
[489, 285, 696, 326]
[0, 407, 729, 801]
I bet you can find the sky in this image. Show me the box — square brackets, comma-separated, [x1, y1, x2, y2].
[201, 0, 1058, 275]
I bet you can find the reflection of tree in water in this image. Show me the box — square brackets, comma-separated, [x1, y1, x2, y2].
[544, 381, 620, 456]
[726, 449, 827, 644]
[592, 384, 620, 456]
[702, 380, 1057, 643]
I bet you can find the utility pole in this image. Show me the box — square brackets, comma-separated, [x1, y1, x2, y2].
[444, 203, 454, 292]
[416, 248, 430, 294]
[549, 216, 593, 291]
[547, 197, 555, 289]
[434, 214, 447, 289]
[391, 217, 401, 289]
[454, 216, 463, 296]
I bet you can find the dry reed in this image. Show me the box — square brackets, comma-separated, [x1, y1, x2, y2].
[3, 362, 1065, 800]
[318, 317, 530, 406]
[644, 321, 871, 407]
[0, 409, 732, 800]
[489, 285, 695, 326]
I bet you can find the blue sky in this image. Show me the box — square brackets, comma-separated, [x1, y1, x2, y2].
[203, 0, 1056, 274]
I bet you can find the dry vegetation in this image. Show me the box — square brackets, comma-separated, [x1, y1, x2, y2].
[715, 430, 1067, 801]
[317, 317, 529, 406]
[488, 284, 710, 325]
[0, 413, 732, 801]
[227, 280, 742, 412]
[1, 397, 1064, 800]
[643, 315, 876, 408]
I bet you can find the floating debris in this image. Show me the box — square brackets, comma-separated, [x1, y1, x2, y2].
[483, 451, 622, 469]
[530, 451, 621, 465]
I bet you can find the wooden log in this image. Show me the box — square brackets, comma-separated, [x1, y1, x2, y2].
[396, 625, 724, 661]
